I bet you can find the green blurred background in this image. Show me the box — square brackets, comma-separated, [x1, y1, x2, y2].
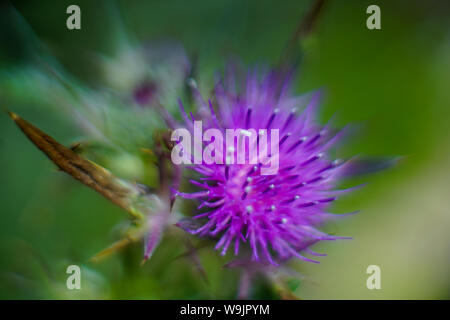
[0, 0, 449, 299]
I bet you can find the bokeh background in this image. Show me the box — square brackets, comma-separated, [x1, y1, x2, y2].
[0, 0, 449, 299]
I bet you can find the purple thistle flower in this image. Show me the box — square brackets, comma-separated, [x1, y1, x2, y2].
[133, 80, 158, 106]
[175, 67, 356, 265]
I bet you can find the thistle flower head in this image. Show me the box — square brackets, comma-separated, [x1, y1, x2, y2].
[100, 40, 190, 109]
[175, 67, 354, 265]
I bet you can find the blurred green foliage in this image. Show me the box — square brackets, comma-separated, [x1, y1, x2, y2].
[0, 0, 449, 299]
